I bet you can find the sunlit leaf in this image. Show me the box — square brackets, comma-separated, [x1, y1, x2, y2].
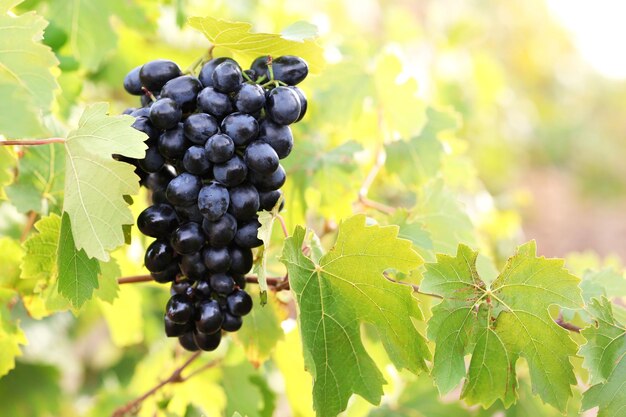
[0, 288, 27, 377]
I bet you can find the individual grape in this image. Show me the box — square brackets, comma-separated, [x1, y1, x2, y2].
[158, 124, 190, 160]
[195, 299, 223, 334]
[171, 278, 193, 295]
[193, 330, 222, 351]
[213, 155, 248, 187]
[209, 273, 235, 296]
[149, 98, 182, 130]
[226, 289, 253, 316]
[221, 311, 243, 332]
[137, 204, 178, 238]
[228, 245, 253, 275]
[123, 65, 143, 95]
[258, 119, 293, 159]
[266, 86, 301, 125]
[179, 252, 209, 281]
[233, 274, 246, 289]
[198, 57, 236, 87]
[182, 146, 212, 176]
[202, 247, 232, 273]
[152, 263, 180, 283]
[234, 218, 263, 248]
[201, 213, 237, 247]
[174, 203, 204, 223]
[212, 61, 243, 93]
[166, 293, 194, 324]
[272, 55, 309, 86]
[130, 107, 151, 119]
[228, 183, 260, 220]
[197, 87, 233, 119]
[289, 86, 308, 122]
[258, 189, 283, 211]
[195, 280, 212, 297]
[220, 113, 259, 146]
[164, 315, 191, 337]
[249, 164, 286, 191]
[234, 83, 266, 114]
[179, 332, 199, 351]
[161, 75, 203, 113]
[171, 222, 205, 255]
[183, 113, 219, 145]
[205, 133, 235, 164]
[197, 182, 229, 221]
[145, 240, 175, 272]
[138, 146, 165, 173]
[139, 59, 182, 92]
[244, 141, 279, 174]
[166, 173, 202, 206]
[132, 117, 160, 142]
[250, 56, 270, 79]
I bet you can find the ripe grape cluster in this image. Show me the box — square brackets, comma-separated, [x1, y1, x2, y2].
[121, 54, 308, 352]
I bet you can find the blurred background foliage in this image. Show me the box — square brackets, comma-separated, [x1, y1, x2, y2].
[2, 0, 625, 416]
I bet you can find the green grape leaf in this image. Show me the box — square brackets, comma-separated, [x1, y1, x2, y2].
[389, 209, 433, 252]
[421, 241, 583, 411]
[223, 359, 276, 417]
[0, 288, 27, 377]
[0, 362, 61, 416]
[580, 268, 626, 302]
[57, 212, 101, 308]
[94, 259, 120, 304]
[236, 291, 285, 366]
[0, 237, 22, 288]
[0, 147, 16, 199]
[580, 297, 626, 417]
[281, 21, 318, 41]
[254, 195, 284, 301]
[188, 16, 324, 72]
[62, 103, 147, 261]
[6, 143, 64, 213]
[280, 215, 429, 417]
[385, 107, 458, 188]
[20, 213, 60, 283]
[0, 1, 58, 138]
[47, 0, 152, 71]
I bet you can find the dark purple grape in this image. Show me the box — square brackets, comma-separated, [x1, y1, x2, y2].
[138, 146, 165, 173]
[233, 274, 246, 289]
[174, 203, 203, 223]
[209, 273, 235, 296]
[123, 66, 143, 95]
[193, 330, 222, 351]
[198, 182, 229, 221]
[179, 332, 199, 351]
[139, 59, 182, 92]
[171, 278, 193, 295]
[164, 315, 191, 337]
[229, 245, 253, 275]
[205, 133, 235, 164]
[266, 86, 301, 125]
[258, 119, 293, 159]
[183, 113, 219, 145]
[145, 240, 175, 272]
[202, 247, 231, 273]
[249, 165, 286, 191]
[180, 252, 209, 281]
[197, 87, 233, 119]
[161, 75, 203, 113]
[132, 117, 159, 142]
[220, 113, 258, 146]
[228, 183, 259, 220]
[158, 124, 190, 161]
[212, 61, 243, 93]
[227, 289, 253, 316]
[166, 294, 194, 324]
[171, 222, 205, 255]
[258, 189, 283, 211]
[213, 155, 248, 187]
[183, 146, 212, 176]
[195, 299, 223, 334]
[199, 57, 236, 87]
[149, 98, 182, 130]
[234, 83, 266, 114]
[221, 312, 243, 332]
[250, 56, 270, 81]
[152, 262, 180, 283]
[195, 280, 212, 297]
[234, 218, 263, 248]
[166, 173, 201, 206]
[244, 141, 279, 174]
[137, 204, 178, 238]
[272, 55, 309, 86]
[131, 107, 151, 118]
[289, 86, 307, 122]
[202, 213, 237, 248]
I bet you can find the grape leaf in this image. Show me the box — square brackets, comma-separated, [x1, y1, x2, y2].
[0, 237, 22, 288]
[47, 0, 152, 71]
[188, 16, 324, 72]
[20, 213, 60, 283]
[421, 241, 583, 411]
[388, 209, 433, 252]
[0, 1, 58, 138]
[0, 288, 27, 377]
[6, 143, 64, 213]
[223, 359, 276, 417]
[280, 215, 429, 417]
[62, 103, 147, 261]
[580, 297, 626, 417]
[57, 212, 100, 308]
[236, 291, 285, 366]
[0, 146, 16, 200]
[385, 107, 457, 188]
[281, 21, 318, 41]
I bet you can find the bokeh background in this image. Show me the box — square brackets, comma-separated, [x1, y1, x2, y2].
[2, 0, 625, 416]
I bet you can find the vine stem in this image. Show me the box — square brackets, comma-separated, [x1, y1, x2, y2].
[117, 274, 290, 290]
[111, 353, 220, 417]
[0, 138, 65, 146]
[117, 275, 153, 285]
[276, 214, 289, 238]
[184, 45, 215, 75]
[556, 312, 582, 333]
[20, 211, 37, 242]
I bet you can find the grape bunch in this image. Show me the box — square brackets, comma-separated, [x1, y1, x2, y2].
[121, 54, 308, 352]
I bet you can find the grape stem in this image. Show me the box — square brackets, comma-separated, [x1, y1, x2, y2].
[556, 312, 582, 333]
[276, 214, 289, 237]
[111, 353, 221, 417]
[117, 275, 153, 284]
[20, 211, 38, 242]
[184, 45, 215, 75]
[0, 138, 65, 146]
[117, 274, 291, 291]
